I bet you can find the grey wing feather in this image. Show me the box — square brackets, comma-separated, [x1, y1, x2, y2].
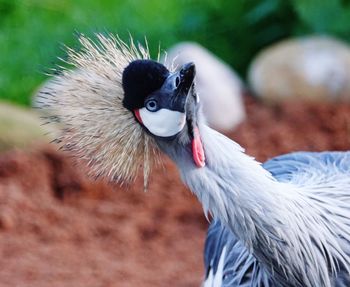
[204, 220, 271, 286]
[204, 151, 350, 286]
[263, 151, 350, 183]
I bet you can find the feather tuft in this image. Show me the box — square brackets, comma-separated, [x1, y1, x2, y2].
[34, 33, 163, 188]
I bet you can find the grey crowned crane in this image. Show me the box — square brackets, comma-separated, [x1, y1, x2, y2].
[37, 34, 350, 287]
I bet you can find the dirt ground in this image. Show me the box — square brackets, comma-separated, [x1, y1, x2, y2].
[1, 96, 350, 287]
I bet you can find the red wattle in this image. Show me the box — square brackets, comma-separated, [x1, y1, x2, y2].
[192, 127, 205, 168]
[134, 109, 143, 124]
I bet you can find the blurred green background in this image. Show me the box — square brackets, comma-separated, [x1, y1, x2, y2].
[1, 0, 350, 106]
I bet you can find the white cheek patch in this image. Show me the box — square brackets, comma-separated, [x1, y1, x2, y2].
[139, 108, 186, 137]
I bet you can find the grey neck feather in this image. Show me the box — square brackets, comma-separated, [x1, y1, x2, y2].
[156, 123, 350, 287]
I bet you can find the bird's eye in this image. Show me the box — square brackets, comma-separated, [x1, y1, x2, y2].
[175, 76, 180, 88]
[145, 100, 158, 112]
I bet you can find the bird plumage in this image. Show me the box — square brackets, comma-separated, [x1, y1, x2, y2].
[204, 151, 350, 286]
[36, 34, 350, 286]
[35, 34, 162, 189]
[157, 124, 350, 287]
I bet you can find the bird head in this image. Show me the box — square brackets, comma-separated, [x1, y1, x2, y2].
[35, 34, 205, 190]
[122, 60, 205, 167]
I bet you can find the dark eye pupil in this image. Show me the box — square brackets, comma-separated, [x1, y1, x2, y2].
[146, 100, 157, 111]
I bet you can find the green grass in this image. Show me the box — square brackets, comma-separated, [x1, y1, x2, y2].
[0, 0, 184, 105]
[1, 0, 350, 106]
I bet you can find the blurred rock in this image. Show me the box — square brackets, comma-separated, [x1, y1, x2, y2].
[164, 42, 245, 132]
[0, 102, 55, 152]
[248, 36, 350, 103]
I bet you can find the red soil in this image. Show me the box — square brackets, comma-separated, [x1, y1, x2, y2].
[1, 97, 350, 287]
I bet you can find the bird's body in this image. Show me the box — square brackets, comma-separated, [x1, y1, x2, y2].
[203, 151, 350, 287]
[157, 123, 350, 287]
[38, 34, 350, 287]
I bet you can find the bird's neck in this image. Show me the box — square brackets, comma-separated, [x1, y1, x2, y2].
[159, 124, 291, 243]
[170, 124, 291, 247]
[156, 124, 349, 286]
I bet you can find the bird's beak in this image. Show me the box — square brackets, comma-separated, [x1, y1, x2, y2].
[178, 62, 196, 95]
[159, 62, 196, 113]
[177, 62, 196, 112]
